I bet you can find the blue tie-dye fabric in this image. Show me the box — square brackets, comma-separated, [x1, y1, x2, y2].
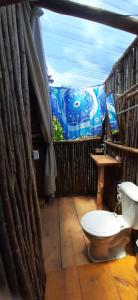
[106, 93, 119, 134]
[50, 86, 106, 140]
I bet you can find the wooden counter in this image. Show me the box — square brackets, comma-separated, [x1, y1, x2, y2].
[90, 154, 121, 209]
[90, 154, 121, 167]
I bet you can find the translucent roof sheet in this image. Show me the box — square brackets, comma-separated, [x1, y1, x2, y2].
[41, 0, 138, 88]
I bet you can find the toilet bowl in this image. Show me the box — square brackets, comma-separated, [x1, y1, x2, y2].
[81, 182, 138, 262]
[81, 210, 131, 262]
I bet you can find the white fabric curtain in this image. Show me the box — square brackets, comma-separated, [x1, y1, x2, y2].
[22, 3, 57, 197]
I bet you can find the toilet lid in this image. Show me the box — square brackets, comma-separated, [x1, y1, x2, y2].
[81, 211, 121, 237]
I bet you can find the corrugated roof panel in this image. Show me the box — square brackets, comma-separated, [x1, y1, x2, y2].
[41, 0, 137, 88]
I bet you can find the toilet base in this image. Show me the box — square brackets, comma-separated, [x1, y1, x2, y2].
[88, 246, 126, 263]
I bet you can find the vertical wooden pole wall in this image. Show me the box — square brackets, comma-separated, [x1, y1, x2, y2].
[105, 37, 138, 148]
[0, 4, 45, 300]
[104, 37, 138, 212]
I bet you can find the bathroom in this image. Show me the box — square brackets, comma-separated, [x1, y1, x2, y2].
[0, 1, 138, 300]
[40, 30, 138, 300]
[39, 8, 138, 297]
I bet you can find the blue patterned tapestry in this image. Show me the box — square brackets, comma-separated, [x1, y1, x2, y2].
[106, 92, 119, 134]
[50, 86, 106, 140]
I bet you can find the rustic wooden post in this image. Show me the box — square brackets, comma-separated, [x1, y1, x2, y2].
[97, 166, 104, 209]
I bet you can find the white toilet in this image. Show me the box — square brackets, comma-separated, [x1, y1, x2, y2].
[81, 182, 138, 262]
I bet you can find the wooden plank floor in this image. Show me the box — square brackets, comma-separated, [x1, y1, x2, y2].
[41, 196, 138, 300]
[41, 196, 97, 272]
[45, 257, 138, 300]
[41, 198, 61, 272]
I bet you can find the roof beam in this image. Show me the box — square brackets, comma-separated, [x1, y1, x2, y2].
[0, 0, 40, 6]
[0, 0, 27, 5]
[0, 0, 138, 35]
[32, 0, 138, 35]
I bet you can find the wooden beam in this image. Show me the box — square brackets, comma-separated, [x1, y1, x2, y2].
[116, 82, 138, 101]
[32, 0, 138, 35]
[105, 141, 138, 154]
[1, 0, 138, 35]
[0, 0, 27, 6]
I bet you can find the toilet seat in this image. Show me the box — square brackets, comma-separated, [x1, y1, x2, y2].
[81, 210, 128, 238]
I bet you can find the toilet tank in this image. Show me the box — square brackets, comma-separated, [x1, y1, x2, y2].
[118, 182, 138, 229]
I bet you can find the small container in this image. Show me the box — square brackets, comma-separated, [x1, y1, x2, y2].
[115, 156, 121, 162]
[92, 148, 104, 154]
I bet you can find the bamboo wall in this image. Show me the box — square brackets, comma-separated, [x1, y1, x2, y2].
[104, 36, 138, 211]
[105, 36, 138, 148]
[0, 4, 45, 299]
[105, 37, 138, 95]
[54, 139, 100, 196]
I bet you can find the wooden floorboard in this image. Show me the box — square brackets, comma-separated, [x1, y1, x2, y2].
[78, 263, 119, 300]
[59, 197, 89, 268]
[40, 200, 61, 273]
[74, 195, 97, 220]
[45, 266, 82, 300]
[41, 196, 95, 272]
[74, 196, 97, 247]
[45, 256, 138, 300]
[109, 256, 138, 300]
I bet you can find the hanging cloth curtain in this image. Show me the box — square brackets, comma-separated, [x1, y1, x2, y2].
[50, 86, 106, 140]
[22, 3, 57, 197]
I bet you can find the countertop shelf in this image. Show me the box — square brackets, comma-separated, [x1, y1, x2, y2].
[90, 154, 121, 167]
